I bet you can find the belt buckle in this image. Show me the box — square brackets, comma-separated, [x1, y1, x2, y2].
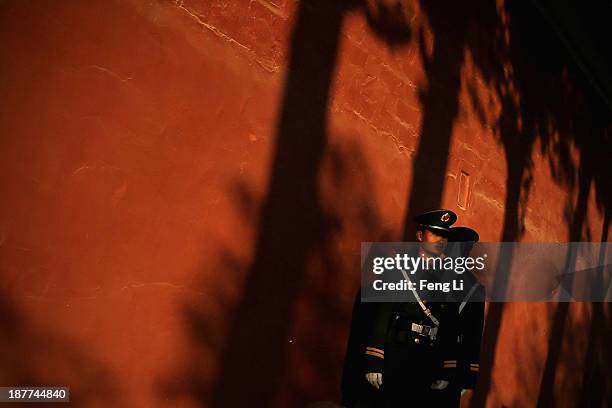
[411, 322, 431, 337]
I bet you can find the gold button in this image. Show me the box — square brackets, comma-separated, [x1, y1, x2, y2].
[414, 338, 420, 344]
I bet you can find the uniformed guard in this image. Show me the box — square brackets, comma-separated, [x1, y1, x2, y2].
[432, 226, 485, 406]
[361, 209, 460, 407]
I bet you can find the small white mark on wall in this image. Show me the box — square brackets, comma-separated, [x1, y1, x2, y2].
[458, 170, 471, 210]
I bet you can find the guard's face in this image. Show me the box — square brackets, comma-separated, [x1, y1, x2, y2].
[417, 228, 448, 256]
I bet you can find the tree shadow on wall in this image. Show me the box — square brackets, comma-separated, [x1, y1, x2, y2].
[163, 0, 611, 406]
[577, 212, 612, 408]
[462, 3, 611, 406]
[400, 0, 488, 233]
[164, 139, 399, 407]
[163, 1, 413, 407]
[371, 0, 612, 405]
[206, 2, 412, 406]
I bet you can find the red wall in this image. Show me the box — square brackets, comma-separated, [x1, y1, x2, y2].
[0, 1, 609, 407]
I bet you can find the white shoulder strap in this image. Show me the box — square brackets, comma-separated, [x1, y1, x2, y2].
[400, 269, 439, 326]
[459, 283, 480, 314]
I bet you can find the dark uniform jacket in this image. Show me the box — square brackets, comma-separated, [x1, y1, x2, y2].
[455, 273, 485, 389]
[362, 268, 460, 384]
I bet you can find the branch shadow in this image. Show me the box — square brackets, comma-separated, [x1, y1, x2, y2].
[462, 2, 612, 406]
[380, 0, 611, 406]
[163, 1, 413, 407]
[161, 1, 611, 406]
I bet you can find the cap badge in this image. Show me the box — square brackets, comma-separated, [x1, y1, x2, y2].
[441, 212, 450, 222]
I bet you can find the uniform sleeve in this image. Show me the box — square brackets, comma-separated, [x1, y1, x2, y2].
[438, 303, 460, 381]
[460, 285, 485, 389]
[362, 302, 394, 373]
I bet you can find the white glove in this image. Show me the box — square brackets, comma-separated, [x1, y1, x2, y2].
[365, 372, 383, 389]
[430, 380, 449, 390]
